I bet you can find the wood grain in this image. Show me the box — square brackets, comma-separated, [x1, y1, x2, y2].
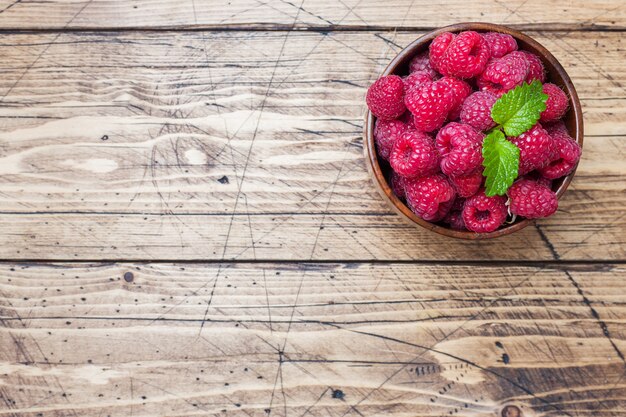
[1, 262, 626, 416]
[0, 0, 625, 30]
[0, 31, 624, 260]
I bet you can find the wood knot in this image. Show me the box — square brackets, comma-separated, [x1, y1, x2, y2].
[123, 272, 134, 283]
[501, 405, 521, 417]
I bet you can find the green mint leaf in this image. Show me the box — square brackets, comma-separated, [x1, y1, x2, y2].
[491, 80, 548, 137]
[482, 129, 520, 196]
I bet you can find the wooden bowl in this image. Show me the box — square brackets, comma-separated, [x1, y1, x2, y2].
[364, 22, 584, 240]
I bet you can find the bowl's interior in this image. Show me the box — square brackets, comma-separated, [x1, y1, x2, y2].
[366, 22, 583, 240]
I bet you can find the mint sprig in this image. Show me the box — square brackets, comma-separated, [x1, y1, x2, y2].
[482, 130, 520, 196]
[491, 80, 548, 137]
[482, 80, 548, 196]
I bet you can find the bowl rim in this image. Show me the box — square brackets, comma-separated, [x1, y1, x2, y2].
[364, 22, 584, 240]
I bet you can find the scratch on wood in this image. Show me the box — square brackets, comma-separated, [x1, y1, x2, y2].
[0, 0, 94, 102]
[565, 270, 626, 363]
[374, 33, 403, 49]
[0, 0, 21, 14]
[535, 224, 560, 260]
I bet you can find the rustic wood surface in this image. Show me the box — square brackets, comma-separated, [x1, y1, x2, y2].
[0, 1, 625, 416]
[0, 0, 624, 30]
[0, 31, 624, 261]
[2, 262, 626, 417]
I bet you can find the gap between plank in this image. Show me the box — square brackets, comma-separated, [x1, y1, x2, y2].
[0, 259, 623, 267]
[0, 24, 625, 34]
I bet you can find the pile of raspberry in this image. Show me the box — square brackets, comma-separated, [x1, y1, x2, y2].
[367, 30, 581, 233]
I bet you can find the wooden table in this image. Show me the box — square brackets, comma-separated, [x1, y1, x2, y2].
[1, 1, 625, 416]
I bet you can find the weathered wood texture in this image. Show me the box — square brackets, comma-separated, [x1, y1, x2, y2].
[0, 0, 625, 30]
[1, 262, 626, 416]
[0, 31, 624, 260]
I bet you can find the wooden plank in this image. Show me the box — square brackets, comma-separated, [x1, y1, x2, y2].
[1, 262, 625, 416]
[0, 31, 624, 261]
[0, 0, 625, 30]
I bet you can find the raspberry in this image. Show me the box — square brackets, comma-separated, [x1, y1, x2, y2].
[449, 168, 483, 198]
[429, 32, 455, 74]
[477, 51, 530, 96]
[390, 171, 406, 200]
[508, 179, 558, 219]
[482, 32, 517, 58]
[520, 51, 546, 82]
[366, 75, 406, 120]
[462, 190, 508, 233]
[538, 130, 581, 179]
[459, 91, 498, 131]
[436, 122, 484, 176]
[400, 110, 415, 126]
[543, 120, 569, 137]
[390, 130, 439, 178]
[443, 198, 466, 230]
[403, 71, 433, 94]
[405, 174, 456, 221]
[374, 119, 408, 160]
[439, 31, 491, 78]
[540, 83, 569, 122]
[439, 77, 472, 120]
[408, 51, 438, 78]
[404, 80, 456, 132]
[509, 123, 553, 175]
[522, 171, 553, 189]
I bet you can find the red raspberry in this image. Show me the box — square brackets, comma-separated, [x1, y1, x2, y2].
[390, 130, 439, 178]
[462, 190, 508, 233]
[400, 110, 415, 126]
[540, 83, 569, 122]
[509, 123, 554, 175]
[374, 119, 408, 160]
[443, 198, 466, 230]
[390, 171, 406, 200]
[538, 130, 581, 179]
[522, 171, 553, 189]
[404, 80, 456, 132]
[436, 122, 484, 176]
[508, 179, 558, 219]
[408, 51, 438, 78]
[519, 51, 546, 82]
[403, 71, 433, 94]
[429, 32, 455, 74]
[477, 51, 530, 96]
[482, 32, 517, 58]
[459, 91, 498, 131]
[439, 31, 491, 79]
[439, 77, 472, 120]
[405, 174, 456, 221]
[543, 120, 569, 137]
[366, 75, 406, 120]
[449, 168, 483, 198]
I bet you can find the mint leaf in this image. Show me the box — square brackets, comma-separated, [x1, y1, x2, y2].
[491, 80, 548, 137]
[482, 129, 520, 196]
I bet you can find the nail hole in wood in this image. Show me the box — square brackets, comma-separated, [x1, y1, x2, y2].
[123, 272, 134, 283]
[331, 389, 345, 400]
